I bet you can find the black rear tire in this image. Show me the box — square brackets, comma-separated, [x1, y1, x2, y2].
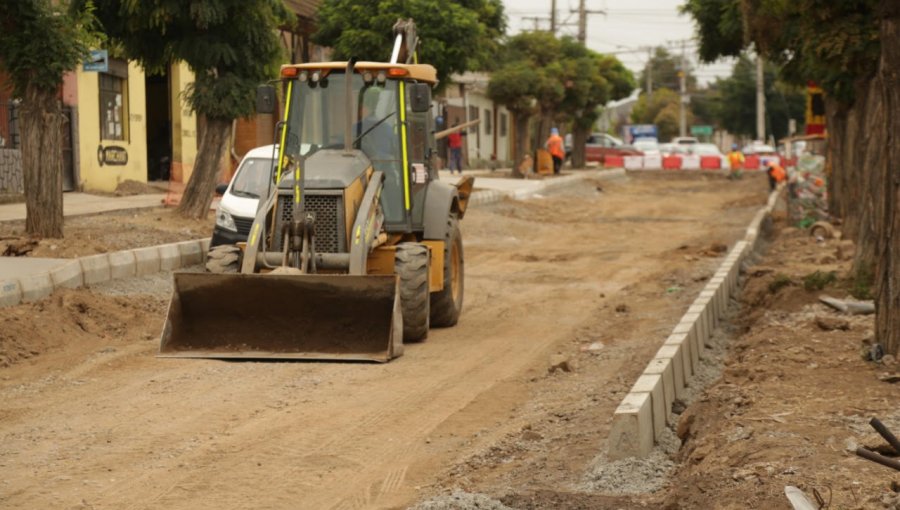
[430, 216, 464, 327]
[395, 243, 430, 342]
[205, 244, 241, 273]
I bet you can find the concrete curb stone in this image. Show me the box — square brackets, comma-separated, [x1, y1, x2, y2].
[108, 250, 137, 280]
[177, 240, 203, 267]
[19, 272, 54, 302]
[607, 184, 783, 460]
[133, 246, 162, 276]
[0, 278, 22, 307]
[79, 253, 112, 286]
[158, 243, 182, 271]
[50, 260, 84, 289]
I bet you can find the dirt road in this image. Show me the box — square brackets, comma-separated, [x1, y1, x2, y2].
[0, 172, 768, 509]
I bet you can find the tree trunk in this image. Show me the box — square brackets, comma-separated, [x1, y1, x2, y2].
[176, 117, 231, 219]
[19, 85, 64, 238]
[874, 2, 900, 356]
[851, 78, 885, 279]
[824, 98, 846, 216]
[571, 125, 588, 169]
[511, 111, 531, 177]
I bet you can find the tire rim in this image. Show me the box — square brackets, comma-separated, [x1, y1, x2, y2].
[450, 239, 461, 303]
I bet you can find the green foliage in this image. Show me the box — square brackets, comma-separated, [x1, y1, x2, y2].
[847, 265, 874, 300]
[0, 0, 102, 96]
[680, 0, 744, 63]
[313, 0, 506, 88]
[489, 31, 633, 120]
[638, 47, 696, 94]
[802, 270, 837, 291]
[630, 88, 687, 141]
[714, 55, 805, 140]
[682, 0, 880, 105]
[768, 273, 794, 294]
[92, 0, 283, 120]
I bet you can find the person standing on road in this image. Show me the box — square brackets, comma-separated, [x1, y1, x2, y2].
[546, 127, 564, 175]
[447, 120, 465, 175]
[727, 143, 745, 180]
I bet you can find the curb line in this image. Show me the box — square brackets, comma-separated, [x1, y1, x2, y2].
[607, 183, 786, 460]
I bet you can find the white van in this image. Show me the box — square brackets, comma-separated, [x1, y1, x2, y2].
[211, 145, 279, 247]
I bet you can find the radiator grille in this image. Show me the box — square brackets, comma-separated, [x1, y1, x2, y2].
[276, 194, 343, 253]
[233, 216, 254, 236]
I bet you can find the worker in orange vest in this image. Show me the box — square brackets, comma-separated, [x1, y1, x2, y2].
[546, 128, 565, 175]
[766, 160, 787, 191]
[726, 144, 745, 180]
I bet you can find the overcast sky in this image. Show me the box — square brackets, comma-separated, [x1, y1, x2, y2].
[502, 0, 736, 87]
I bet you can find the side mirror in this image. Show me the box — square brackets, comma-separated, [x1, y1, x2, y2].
[215, 183, 229, 195]
[256, 85, 276, 114]
[409, 83, 431, 113]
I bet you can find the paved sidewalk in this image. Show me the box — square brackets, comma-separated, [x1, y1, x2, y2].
[0, 192, 165, 222]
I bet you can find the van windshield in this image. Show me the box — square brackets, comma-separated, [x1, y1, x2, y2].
[231, 158, 276, 199]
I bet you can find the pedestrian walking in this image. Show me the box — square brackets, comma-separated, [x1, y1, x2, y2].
[727, 144, 745, 180]
[546, 127, 564, 175]
[447, 120, 465, 174]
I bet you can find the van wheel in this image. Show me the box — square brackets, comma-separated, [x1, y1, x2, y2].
[430, 216, 464, 327]
[396, 243, 430, 342]
[206, 244, 242, 273]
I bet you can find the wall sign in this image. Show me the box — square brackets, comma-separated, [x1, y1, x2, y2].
[97, 144, 128, 166]
[83, 50, 109, 72]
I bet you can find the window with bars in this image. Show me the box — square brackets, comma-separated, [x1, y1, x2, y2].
[500, 112, 508, 137]
[99, 70, 127, 141]
[483, 108, 492, 135]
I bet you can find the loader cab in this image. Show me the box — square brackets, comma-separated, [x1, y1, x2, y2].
[275, 62, 436, 233]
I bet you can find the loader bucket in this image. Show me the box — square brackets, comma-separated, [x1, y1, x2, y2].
[159, 272, 403, 362]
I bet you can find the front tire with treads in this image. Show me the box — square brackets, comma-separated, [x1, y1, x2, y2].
[395, 243, 430, 342]
[430, 216, 464, 327]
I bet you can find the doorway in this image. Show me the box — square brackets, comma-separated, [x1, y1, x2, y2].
[145, 69, 171, 181]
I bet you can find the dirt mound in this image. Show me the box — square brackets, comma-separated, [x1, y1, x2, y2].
[662, 223, 898, 509]
[0, 289, 166, 368]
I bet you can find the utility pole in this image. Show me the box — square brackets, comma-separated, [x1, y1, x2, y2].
[756, 55, 766, 141]
[570, 0, 605, 46]
[522, 16, 544, 31]
[645, 47, 653, 96]
[679, 41, 687, 137]
[551, 0, 557, 34]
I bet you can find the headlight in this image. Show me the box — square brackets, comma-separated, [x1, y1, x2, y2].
[215, 208, 237, 232]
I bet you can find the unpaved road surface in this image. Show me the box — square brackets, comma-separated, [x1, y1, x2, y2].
[0, 172, 768, 509]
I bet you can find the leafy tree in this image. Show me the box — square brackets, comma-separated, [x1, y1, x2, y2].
[558, 39, 634, 167]
[488, 32, 564, 170]
[683, 0, 900, 356]
[638, 47, 697, 95]
[0, 1, 99, 237]
[630, 88, 687, 141]
[92, 0, 285, 218]
[313, 0, 506, 89]
[715, 55, 804, 141]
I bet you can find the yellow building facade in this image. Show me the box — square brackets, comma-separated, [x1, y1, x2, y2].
[72, 58, 198, 192]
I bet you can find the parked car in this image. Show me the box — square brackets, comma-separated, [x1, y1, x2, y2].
[211, 145, 279, 247]
[633, 139, 661, 158]
[576, 132, 640, 163]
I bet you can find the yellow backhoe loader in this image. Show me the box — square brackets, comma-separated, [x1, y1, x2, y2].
[159, 20, 474, 362]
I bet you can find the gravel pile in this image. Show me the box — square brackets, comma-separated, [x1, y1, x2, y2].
[409, 490, 515, 510]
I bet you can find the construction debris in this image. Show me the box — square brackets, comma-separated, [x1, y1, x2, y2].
[819, 295, 875, 315]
